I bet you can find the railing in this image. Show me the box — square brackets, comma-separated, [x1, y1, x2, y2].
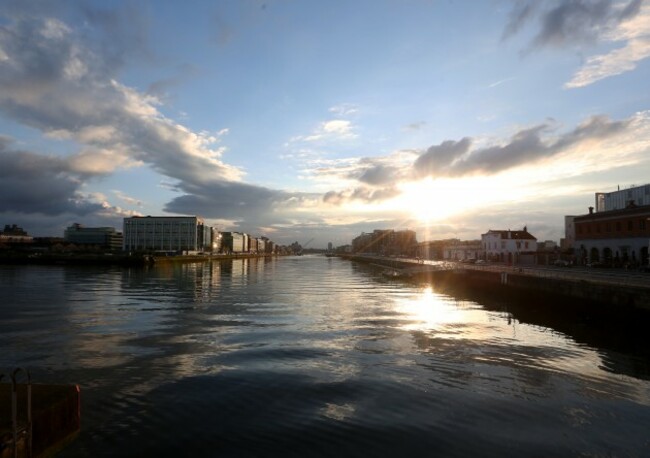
[1, 367, 32, 458]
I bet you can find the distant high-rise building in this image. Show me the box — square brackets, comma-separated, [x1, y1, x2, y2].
[327, 242, 333, 251]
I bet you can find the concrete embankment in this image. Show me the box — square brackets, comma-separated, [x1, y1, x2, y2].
[342, 255, 650, 311]
[151, 253, 277, 264]
[0, 383, 80, 458]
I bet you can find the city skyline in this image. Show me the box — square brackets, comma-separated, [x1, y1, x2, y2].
[1, 0, 649, 247]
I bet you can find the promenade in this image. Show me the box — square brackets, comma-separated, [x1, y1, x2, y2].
[341, 254, 650, 310]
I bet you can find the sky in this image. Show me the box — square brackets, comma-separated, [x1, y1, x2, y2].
[1, 0, 649, 248]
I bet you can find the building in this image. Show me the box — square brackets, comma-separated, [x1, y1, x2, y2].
[443, 240, 482, 261]
[211, 228, 222, 252]
[123, 216, 211, 253]
[352, 229, 417, 256]
[0, 224, 33, 245]
[482, 227, 537, 263]
[595, 184, 650, 212]
[64, 223, 123, 250]
[561, 215, 577, 251]
[574, 205, 650, 266]
[221, 231, 246, 253]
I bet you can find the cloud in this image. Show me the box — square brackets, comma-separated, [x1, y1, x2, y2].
[415, 115, 630, 178]
[503, 0, 649, 87]
[402, 121, 427, 131]
[323, 186, 401, 205]
[0, 14, 243, 186]
[566, 2, 650, 88]
[320, 112, 646, 207]
[413, 138, 472, 178]
[292, 119, 357, 143]
[112, 190, 143, 207]
[0, 139, 107, 216]
[329, 103, 359, 116]
[0, 11, 310, 238]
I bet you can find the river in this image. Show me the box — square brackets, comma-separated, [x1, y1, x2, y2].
[1, 255, 649, 457]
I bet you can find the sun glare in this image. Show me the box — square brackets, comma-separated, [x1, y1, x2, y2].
[396, 176, 526, 223]
[397, 287, 462, 331]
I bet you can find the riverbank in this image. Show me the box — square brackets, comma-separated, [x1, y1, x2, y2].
[341, 254, 650, 311]
[0, 252, 281, 267]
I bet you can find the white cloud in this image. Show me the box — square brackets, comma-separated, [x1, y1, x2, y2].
[290, 119, 357, 143]
[112, 190, 144, 207]
[328, 103, 359, 116]
[566, 2, 650, 88]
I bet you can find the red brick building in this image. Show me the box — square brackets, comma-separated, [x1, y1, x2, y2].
[574, 205, 650, 266]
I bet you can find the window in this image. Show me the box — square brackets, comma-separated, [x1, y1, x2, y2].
[628, 220, 633, 230]
[640, 220, 647, 230]
[516, 241, 521, 249]
[616, 222, 621, 231]
[524, 242, 529, 249]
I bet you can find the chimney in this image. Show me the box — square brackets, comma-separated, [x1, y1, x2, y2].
[588, 206, 594, 214]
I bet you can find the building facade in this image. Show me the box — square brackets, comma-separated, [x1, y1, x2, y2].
[481, 227, 537, 263]
[574, 205, 650, 266]
[123, 216, 210, 253]
[0, 224, 33, 245]
[443, 240, 482, 261]
[64, 223, 123, 250]
[352, 229, 417, 256]
[596, 184, 650, 212]
[221, 231, 246, 253]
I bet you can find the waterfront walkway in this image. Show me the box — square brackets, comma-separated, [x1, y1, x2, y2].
[347, 255, 650, 289]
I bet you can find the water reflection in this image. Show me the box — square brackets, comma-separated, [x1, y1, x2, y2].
[2, 258, 650, 457]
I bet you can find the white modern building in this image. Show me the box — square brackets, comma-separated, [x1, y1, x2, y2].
[596, 184, 650, 212]
[122, 216, 211, 253]
[482, 227, 537, 263]
[443, 240, 482, 261]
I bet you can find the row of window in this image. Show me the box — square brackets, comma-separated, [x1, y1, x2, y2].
[577, 218, 647, 234]
[483, 241, 530, 250]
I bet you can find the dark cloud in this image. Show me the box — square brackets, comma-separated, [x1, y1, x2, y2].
[502, 1, 538, 40]
[165, 182, 282, 219]
[413, 137, 472, 177]
[0, 143, 102, 216]
[357, 164, 400, 186]
[504, 0, 643, 50]
[412, 115, 629, 179]
[323, 186, 400, 205]
[449, 126, 549, 176]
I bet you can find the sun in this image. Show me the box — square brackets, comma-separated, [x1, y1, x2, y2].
[396, 176, 514, 223]
[396, 178, 472, 222]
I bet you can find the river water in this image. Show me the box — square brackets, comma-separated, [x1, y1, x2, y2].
[1, 255, 649, 457]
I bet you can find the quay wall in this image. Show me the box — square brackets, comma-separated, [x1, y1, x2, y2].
[342, 255, 650, 311]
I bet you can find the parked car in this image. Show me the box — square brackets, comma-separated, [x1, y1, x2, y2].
[587, 261, 607, 268]
[553, 259, 571, 267]
[474, 259, 487, 265]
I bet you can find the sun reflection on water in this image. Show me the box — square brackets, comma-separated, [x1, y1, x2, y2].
[396, 286, 465, 332]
